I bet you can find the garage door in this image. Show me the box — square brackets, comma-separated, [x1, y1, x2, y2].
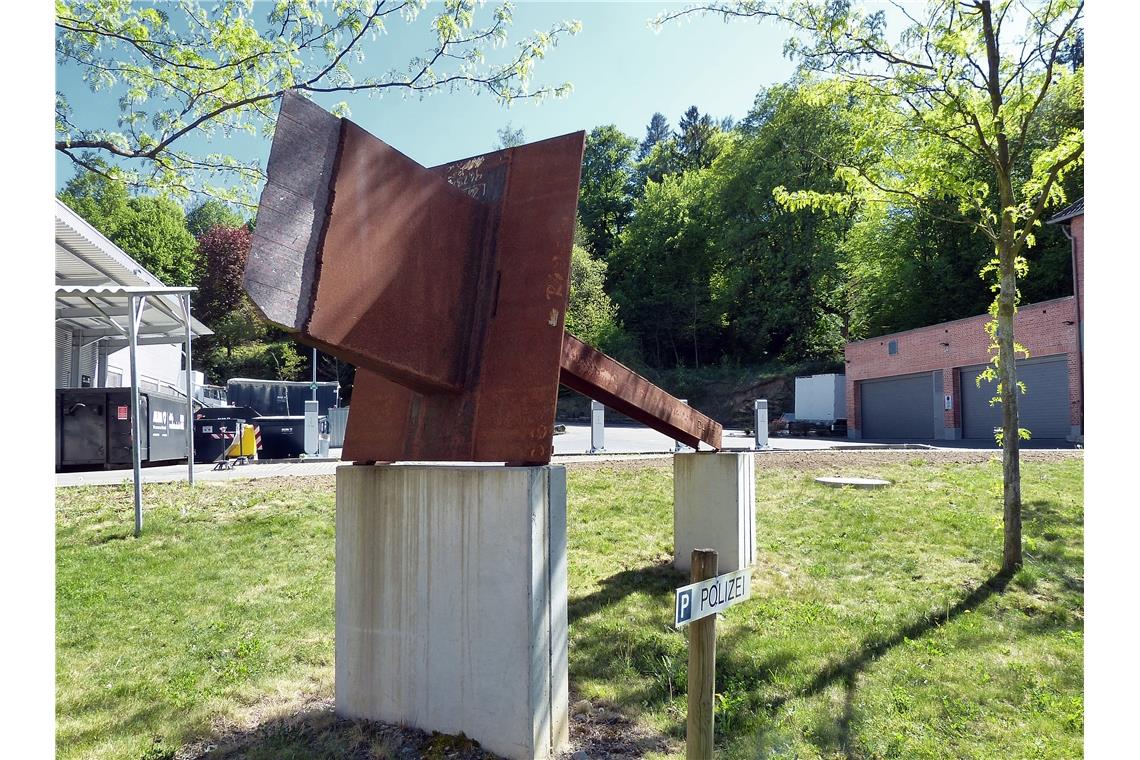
[960, 355, 1070, 439]
[860, 371, 940, 439]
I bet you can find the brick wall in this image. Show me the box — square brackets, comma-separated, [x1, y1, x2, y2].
[1072, 214, 1084, 317]
[844, 295, 1081, 438]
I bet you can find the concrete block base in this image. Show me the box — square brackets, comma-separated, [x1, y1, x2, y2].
[673, 452, 756, 574]
[336, 464, 568, 760]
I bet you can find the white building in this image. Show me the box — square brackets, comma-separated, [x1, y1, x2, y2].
[54, 199, 212, 393]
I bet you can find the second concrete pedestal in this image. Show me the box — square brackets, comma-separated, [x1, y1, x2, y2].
[673, 452, 756, 574]
[336, 464, 568, 760]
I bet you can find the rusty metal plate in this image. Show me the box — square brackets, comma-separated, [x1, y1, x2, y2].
[246, 92, 722, 463]
[246, 92, 584, 463]
[559, 334, 723, 450]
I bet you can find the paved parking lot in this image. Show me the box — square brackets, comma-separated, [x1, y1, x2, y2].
[56, 422, 1060, 488]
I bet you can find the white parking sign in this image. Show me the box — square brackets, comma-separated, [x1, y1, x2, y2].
[674, 569, 751, 627]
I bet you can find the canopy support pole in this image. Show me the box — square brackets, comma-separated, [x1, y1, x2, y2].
[128, 294, 146, 537]
[182, 294, 195, 486]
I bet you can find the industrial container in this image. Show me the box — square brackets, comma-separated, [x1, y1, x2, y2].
[194, 418, 243, 464]
[252, 416, 310, 459]
[226, 378, 340, 416]
[56, 388, 190, 470]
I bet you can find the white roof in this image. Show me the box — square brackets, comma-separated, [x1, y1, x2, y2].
[55, 198, 212, 345]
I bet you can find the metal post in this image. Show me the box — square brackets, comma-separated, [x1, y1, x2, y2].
[754, 399, 769, 450]
[675, 399, 690, 452]
[182, 294, 195, 485]
[128, 295, 146, 537]
[687, 549, 717, 760]
[588, 400, 605, 453]
[312, 346, 318, 401]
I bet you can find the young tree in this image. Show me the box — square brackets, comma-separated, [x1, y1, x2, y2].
[659, 0, 1083, 573]
[578, 125, 638, 260]
[56, 0, 581, 203]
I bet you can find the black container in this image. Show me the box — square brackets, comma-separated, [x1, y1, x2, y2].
[56, 388, 189, 470]
[194, 418, 243, 463]
[226, 379, 339, 416]
[252, 416, 307, 459]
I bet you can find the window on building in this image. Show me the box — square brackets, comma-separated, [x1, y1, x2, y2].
[888, 340, 898, 355]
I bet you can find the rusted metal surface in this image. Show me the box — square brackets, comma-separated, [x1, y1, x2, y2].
[559, 334, 723, 450]
[245, 91, 722, 463]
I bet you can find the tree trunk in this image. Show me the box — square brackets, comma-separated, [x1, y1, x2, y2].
[997, 237, 1023, 575]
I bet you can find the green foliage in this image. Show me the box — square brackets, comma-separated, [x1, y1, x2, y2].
[577, 125, 638, 260]
[113, 197, 201, 286]
[60, 168, 199, 286]
[56, 0, 582, 201]
[565, 244, 630, 357]
[610, 169, 722, 368]
[185, 199, 245, 239]
[204, 340, 305, 384]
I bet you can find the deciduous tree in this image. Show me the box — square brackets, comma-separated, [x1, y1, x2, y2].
[659, 0, 1084, 573]
[578, 125, 638, 260]
[56, 0, 581, 202]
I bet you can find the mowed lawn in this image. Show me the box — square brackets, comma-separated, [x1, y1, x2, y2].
[56, 453, 1083, 759]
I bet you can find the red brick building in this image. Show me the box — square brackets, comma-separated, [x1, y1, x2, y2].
[843, 199, 1084, 443]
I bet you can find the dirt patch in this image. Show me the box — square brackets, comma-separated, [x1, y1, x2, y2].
[177, 695, 503, 759]
[560, 694, 678, 759]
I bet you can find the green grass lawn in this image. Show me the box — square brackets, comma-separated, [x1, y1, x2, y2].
[57, 454, 1083, 759]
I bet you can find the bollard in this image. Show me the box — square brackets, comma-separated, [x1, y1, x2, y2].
[754, 399, 768, 450]
[304, 399, 320, 455]
[588, 400, 605, 454]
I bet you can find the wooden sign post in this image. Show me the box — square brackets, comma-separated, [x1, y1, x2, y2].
[674, 549, 752, 759]
[687, 549, 717, 760]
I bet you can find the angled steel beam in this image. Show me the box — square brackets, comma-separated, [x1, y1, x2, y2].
[559, 335, 722, 450]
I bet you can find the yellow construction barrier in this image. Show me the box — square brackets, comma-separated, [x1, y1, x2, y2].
[226, 422, 258, 459]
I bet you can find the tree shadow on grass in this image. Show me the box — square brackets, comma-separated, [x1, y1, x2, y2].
[568, 561, 1025, 757]
[569, 560, 686, 625]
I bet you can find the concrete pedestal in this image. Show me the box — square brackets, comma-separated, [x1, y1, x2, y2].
[336, 464, 568, 760]
[673, 452, 756, 574]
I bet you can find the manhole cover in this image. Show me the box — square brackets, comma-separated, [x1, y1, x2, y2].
[814, 476, 891, 489]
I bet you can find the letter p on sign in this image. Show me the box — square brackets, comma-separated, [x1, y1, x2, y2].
[676, 589, 693, 625]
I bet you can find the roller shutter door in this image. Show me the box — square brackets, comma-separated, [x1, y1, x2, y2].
[959, 355, 1070, 439]
[860, 372, 937, 439]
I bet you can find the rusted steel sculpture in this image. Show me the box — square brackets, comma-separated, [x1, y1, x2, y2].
[245, 91, 722, 464]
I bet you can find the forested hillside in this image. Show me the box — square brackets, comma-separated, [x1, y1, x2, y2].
[575, 76, 1083, 374]
[57, 70, 1081, 410]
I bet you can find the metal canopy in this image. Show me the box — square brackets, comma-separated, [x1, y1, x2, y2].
[55, 199, 213, 535]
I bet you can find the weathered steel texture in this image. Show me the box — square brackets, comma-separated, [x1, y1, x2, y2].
[246, 91, 722, 463]
[246, 91, 583, 463]
[245, 91, 340, 330]
[342, 133, 586, 463]
[559, 334, 723, 450]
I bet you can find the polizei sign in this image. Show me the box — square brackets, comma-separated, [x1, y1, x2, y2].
[674, 568, 752, 627]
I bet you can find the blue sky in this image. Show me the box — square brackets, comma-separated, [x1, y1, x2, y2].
[55, 1, 808, 197]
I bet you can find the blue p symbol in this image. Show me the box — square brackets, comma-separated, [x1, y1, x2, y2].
[677, 590, 692, 623]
